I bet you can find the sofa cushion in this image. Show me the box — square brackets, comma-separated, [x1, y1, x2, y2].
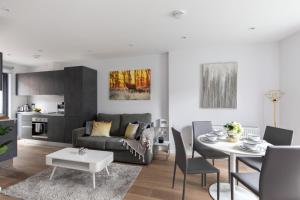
[76, 136, 109, 150]
[120, 113, 151, 136]
[97, 113, 121, 136]
[105, 137, 125, 151]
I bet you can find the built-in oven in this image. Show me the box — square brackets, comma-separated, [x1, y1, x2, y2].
[32, 117, 48, 139]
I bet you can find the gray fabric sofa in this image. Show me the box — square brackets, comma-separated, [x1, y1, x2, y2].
[72, 113, 153, 165]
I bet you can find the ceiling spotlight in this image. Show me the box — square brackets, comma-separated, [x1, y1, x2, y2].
[249, 27, 256, 30]
[181, 36, 187, 39]
[171, 10, 186, 19]
[33, 54, 41, 59]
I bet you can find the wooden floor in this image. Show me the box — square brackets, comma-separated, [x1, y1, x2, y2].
[0, 141, 251, 200]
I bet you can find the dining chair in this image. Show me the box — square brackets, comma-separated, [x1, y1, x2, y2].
[172, 128, 220, 200]
[236, 126, 293, 172]
[231, 146, 300, 200]
[192, 121, 230, 182]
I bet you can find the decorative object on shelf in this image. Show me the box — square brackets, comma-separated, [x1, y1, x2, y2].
[265, 90, 284, 127]
[224, 122, 243, 143]
[155, 119, 169, 143]
[109, 68, 151, 100]
[201, 62, 238, 108]
[0, 125, 12, 155]
[158, 136, 164, 143]
[78, 147, 87, 155]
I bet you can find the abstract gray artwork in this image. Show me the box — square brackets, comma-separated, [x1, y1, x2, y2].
[201, 62, 237, 108]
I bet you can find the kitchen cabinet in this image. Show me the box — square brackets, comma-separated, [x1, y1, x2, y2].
[47, 116, 65, 142]
[16, 70, 64, 95]
[64, 66, 97, 143]
[16, 113, 32, 139]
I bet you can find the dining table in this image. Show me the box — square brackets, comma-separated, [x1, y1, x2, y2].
[197, 134, 271, 200]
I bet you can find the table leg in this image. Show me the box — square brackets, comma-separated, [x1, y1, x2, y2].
[92, 173, 96, 189]
[49, 167, 57, 180]
[105, 166, 110, 176]
[230, 153, 236, 192]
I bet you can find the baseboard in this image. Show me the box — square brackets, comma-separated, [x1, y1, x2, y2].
[19, 139, 72, 148]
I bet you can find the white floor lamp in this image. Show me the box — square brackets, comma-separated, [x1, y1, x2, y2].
[265, 90, 284, 127]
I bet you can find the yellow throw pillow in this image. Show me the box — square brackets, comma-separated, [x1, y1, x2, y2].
[91, 121, 111, 137]
[125, 123, 139, 139]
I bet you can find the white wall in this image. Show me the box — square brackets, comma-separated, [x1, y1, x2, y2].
[279, 31, 300, 145]
[59, 54, 169, 121]
[169, 44, 279, 150]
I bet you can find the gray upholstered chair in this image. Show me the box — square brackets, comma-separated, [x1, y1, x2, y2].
[172, 128, 220, 200]
[236, 126, 293, 172]
[192, 121, 230, 182]
[231, 146, 300, 200]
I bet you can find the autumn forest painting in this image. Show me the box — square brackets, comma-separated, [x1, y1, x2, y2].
[109, 69, 151, 100]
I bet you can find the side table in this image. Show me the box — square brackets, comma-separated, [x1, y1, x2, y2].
[153, 141, 170, 160]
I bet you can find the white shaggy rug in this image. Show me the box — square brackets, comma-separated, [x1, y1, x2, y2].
[1, 163, 141, 200]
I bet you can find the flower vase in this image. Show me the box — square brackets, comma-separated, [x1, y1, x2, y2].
[226, 131, 240, 143]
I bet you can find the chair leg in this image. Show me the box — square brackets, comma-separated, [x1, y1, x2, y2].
[201, 173, 203, 187]
[230, 174, 234, 200]
[192, 149, 195, 158]
[204, 173, 207, 187]
[217, 172, 220, 200]
[235, 159, 239, 185]
[182, 173, 186, 200]
[228, 157, 231, 183]
[212, 159, 215, 166]
[172, 162, 177, 188]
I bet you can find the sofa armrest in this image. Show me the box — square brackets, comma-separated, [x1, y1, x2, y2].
[72, 127, 86, 147]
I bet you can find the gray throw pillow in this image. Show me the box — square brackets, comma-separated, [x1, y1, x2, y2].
[85, 121, 93, 136]
[133, 121, 151, 140]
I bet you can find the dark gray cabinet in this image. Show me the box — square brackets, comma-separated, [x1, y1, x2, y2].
[16, 66, 97, 144]
[47, 116, 65, 142]
[64, 66, 97, 143]
[16, 70, 64, 95]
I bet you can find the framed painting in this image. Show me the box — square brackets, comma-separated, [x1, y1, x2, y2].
[109, 68, 151, 100]
[201, 62, 237, 108]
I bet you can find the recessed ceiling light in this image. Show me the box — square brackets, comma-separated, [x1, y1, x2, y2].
[87, 50, 93, 53]
[171, 10, 186, 19]
[33, 55, 41, 59]
[181, 36, 187, 39]
[128, 44, 134, 47]
[249, 27, 256, 30]
[6, 53, 11, 56]
[37, 49, 43, 52]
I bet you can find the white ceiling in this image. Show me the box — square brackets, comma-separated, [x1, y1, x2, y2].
[1, 0, 300, 66]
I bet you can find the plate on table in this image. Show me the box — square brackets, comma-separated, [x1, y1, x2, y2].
[199, 135, 218, 144]
[239, 144, 265, 153]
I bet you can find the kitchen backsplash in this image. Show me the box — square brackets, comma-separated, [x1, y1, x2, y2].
[28, 95, 64, 113]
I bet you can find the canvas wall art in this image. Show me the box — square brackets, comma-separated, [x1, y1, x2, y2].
[201, 62, 237, 108]
[109, 68, 151, 100]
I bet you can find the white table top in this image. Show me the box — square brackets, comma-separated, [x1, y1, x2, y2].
[46, 148, 113, 163]
[197, 135, 271, 156]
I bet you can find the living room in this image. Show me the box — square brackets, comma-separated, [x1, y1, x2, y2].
[0, 1, 300, 200]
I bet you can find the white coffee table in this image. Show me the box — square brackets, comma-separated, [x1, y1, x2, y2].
[46, 148, 114, 189]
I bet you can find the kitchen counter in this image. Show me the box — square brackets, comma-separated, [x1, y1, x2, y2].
[17, 112, 64, 117]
